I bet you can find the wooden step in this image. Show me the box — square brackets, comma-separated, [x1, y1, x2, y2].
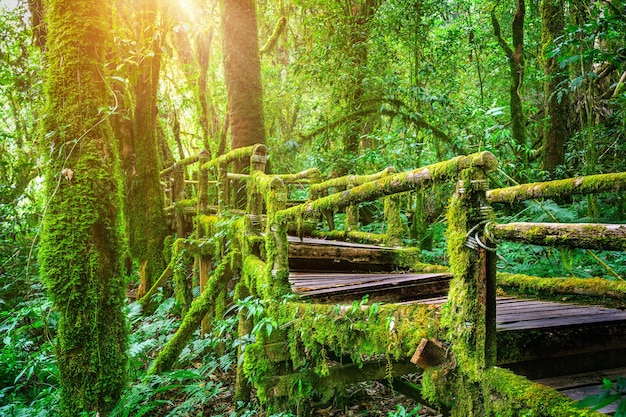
[290, 271, 452, 303]
[287, 236, 417, 272]
[496, 298, 626, 379]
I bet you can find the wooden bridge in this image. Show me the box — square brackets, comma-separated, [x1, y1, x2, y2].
[145, 144, 626, 416]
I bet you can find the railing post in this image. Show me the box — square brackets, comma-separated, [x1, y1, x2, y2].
[345, 176, 359, 234]
[217, 161, 229, 214]
[197, 152, 212, 336]
[443, 166, 497, 371]
[248, 144, 268, 234]
[197, 151, 210, 216]
[173, 164, 186, 237]
[383, 167, 404, 246]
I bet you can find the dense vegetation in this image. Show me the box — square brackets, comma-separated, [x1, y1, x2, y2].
[1, 0, 625, 415]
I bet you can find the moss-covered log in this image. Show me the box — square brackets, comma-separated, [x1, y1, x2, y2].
[243, 300, 442, 404]
[137, 261, 173, 309]
[309, 167, 396, 195]
[491, 222, 626, 251]
[497, 273, 626, 308]
[487, 172, 626, 203]
[264, 359, 421, 399]
[160, 150, 207, 176]
[148, 261, 233, 375]
[424, 366, 606, 416]
[276, 151, 497, 223]
[201, 144, 263, 171]
[39, 0, 127, 414]
[275, 168, 321, 183]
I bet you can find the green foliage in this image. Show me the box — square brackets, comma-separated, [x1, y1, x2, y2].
[115, 297, 241, 416]
[497, 199, 626, 278]
[0, 296, 59, 416]
[387, 404, 421, 417]
[577, 377, 626, 416]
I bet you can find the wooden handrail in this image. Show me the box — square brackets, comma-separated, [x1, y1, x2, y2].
[276, 151, 497, 223]
[160, 150, 209, 176]
[201, 144, 267, 170]
[309, 166, 396, 195]
[487, 172, 626, 203]
[274, 168, 321, 184]
[489, 222, 626, 251]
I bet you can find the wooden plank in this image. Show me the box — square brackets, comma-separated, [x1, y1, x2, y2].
[497, 307, 625, 323]
[560, 385, 619, 414]
[290, 272, 451, 293]
[536, 368, 626, 415]
[295, 273, 452, 303]
[292, 273, 451, 295]
[535, 367, 626, 390]
[287, 235, 395, 250]
[498, 311, 626, 331]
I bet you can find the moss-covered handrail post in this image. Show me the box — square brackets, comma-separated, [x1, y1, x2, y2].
[381, 167, 405, 246]
[263, 177, 289, 299]
[432, 157, 498, 414]
[197, 152, 212, 335]
[345, 175, 359, 234]
[247, 144, 268, 246]
[173, 163, 186, 237]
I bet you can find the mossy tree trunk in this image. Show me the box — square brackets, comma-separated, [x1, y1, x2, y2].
[39, 0, 127, 414]
[221, 0, 266, 165]
[541, 0, 570, 174]
[125, 0, 168, 298]
[492, 0, 526, 157]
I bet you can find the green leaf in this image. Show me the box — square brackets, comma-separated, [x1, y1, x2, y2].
[615, 399, 626, 417]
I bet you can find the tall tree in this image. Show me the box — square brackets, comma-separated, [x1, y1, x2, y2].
[39, 0, 127, 414]
[541, 0, 570, 174]
[492, 0, 526, 154]
[340, 0, 381, 168]
[221, 0, 266, 160]
[116, 0, 168, 297]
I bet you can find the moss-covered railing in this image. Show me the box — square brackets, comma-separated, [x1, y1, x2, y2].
[487, 172, 626, 305]
[152, 146, 624, 416]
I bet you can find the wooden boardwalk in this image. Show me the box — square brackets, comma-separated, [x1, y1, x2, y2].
[287, 237, 626, 409]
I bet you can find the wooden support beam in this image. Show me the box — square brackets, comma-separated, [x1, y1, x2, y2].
[490, 222, 626, 251]
[265, 359, 420, 398]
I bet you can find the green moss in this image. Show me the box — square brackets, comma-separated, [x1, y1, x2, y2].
[384, 195, 407, 245]
[172, 239, 193, 316]
[482, 367, 606, 416]
[497, 272, 626, 308]
[243, 300, 442, 405]
[39, 1, 127, 414]
[278, 152, 497, 224]
[201, 144, 262, 170]
[148, 255, 233, 375]
[174, 198, 198, 214]
[488, 172, 626, 204]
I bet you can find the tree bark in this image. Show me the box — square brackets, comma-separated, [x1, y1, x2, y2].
[541, 0, 570, 174]
[221, 0, 266, 165]
[40, 0, 127, 414]
[492, 0, 526, 153]
[126, 0, 168, 298]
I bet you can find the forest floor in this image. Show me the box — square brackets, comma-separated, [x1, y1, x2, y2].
[184, 369, 438, 417]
